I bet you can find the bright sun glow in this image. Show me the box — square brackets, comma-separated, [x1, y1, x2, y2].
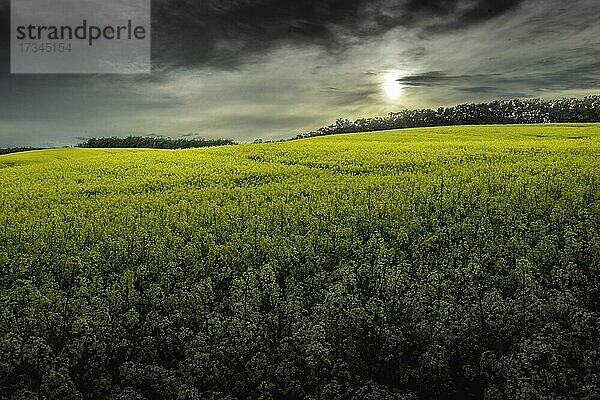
[383, 74, 403, 100]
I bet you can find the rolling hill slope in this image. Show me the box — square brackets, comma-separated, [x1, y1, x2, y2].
[1, 124, 599, 399]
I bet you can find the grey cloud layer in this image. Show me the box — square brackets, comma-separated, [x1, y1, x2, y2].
[0, 0, 598, 146]
[150, 0, 527, 68]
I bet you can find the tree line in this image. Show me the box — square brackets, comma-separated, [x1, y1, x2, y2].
[0, 147, 42, 155]
[295, 96, 600, 138]
[77, 136, 236, 149]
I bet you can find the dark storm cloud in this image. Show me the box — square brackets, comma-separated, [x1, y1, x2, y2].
[403, 0, 527, 29]
[397, 72, 456, 87]
[151, 0, 363, 68]
[0, 0, 528, 71]
[151, 0, 526, 69]
[398, 56, 600, 98]
[398, 72, 510, 86]
[439, 0, 526, 28]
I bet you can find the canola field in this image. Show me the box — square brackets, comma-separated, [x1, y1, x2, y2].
[1, 124, 599, 399]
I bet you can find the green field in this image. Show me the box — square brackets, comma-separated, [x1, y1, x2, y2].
[1, 124, 600, 399]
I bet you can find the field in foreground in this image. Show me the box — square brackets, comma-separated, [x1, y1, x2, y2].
[1, 124, 599, 399]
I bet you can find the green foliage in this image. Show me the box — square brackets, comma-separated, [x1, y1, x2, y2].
[0, 147, 42, 156]
[1, 124, 599, 399]
[77, 136, 235, 149]
[296, 96, 600, 138]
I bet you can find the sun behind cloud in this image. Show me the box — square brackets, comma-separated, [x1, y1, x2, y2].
[383, 73, 403, 100]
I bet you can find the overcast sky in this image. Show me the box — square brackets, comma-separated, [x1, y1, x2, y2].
[0, 0, 598, 147]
